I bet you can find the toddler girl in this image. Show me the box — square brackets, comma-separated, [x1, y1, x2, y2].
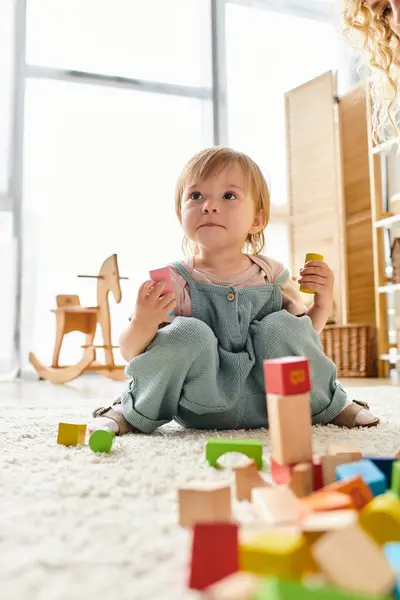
[89, 147, 379, 435]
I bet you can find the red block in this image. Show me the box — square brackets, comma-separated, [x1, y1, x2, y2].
[149, 266, 173, 294]
[263, 357, 311, 396]
[271, 456, 322, 490]
[271, 458, 296, 485]
[188, 522, 239, 590]
[312, 455, 323, 491]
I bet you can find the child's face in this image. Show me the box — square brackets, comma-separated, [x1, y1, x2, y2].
[180, 162, 264, 254]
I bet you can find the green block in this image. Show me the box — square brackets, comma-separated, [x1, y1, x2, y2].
[255, 577, 392, 600]
[392, 462, 400, 498]
[206, 438, 263, 469]
[89, 429, 115, 453]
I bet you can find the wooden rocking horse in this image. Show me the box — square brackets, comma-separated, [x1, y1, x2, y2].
[29, 254, 128, 383]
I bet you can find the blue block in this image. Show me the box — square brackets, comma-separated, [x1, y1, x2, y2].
[335, 459, 386, 496]
[384, 543, 400, 600]
[366, 457, 395, 487]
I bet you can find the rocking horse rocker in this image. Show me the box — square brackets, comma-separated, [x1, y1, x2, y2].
[29, 254, 128, 384]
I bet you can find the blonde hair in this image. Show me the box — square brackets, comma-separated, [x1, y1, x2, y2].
[343, 0, 400, 144]
[175, 147, 270, 257]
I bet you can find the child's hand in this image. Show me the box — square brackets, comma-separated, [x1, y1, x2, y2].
[134, 280, 176, 328]
[298, 260, 334, 309]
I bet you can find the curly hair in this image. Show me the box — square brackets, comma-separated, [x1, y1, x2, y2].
[343, 0, 400, 144]
[175, 147, 270, 257]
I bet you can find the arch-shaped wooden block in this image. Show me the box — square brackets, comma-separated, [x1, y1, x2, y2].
[206, 438, 263, 469]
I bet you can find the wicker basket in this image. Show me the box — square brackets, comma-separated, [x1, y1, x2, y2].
[320, 324, 377, 377]
[392, 238, 400, 284]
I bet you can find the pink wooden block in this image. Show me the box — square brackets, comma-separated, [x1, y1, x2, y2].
[149, 267, 173, 294]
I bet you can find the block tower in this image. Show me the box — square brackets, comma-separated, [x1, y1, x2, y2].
[263, 357, 315, 487]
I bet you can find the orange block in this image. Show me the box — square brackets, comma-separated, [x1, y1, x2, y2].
[301, 491, 354, 512]
[324, 475, 373, 510]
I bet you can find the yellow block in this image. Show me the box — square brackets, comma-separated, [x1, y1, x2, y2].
[359, 491, 400, 546]
[300, 253, 324, 294]
[239, 532, 316, 579]
[57, 422, 87, 446]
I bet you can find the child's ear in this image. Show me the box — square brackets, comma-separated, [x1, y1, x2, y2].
[250, 209, 267, 233]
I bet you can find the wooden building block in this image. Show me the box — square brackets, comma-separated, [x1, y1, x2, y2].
[322, 453, 361, 486]
[239, 530, 315, 579]
[149, 267, 173, 293]
[327, 444, 362, 461]
[204, 571, 261, 600]
[384, 543, 400, 600]
[301, 510, 358, 536]
[189, 522, 239, 590]
[365, 457, 395, 488]
[266, 392, 313, 465]
[254, 577, 391, 600]
[251, 486, 306, 525]
[312, 455, 323, 491]
[312, 523, 396, 596]
[57, 422, 86, 446]
[325, 475, 373, 510]
[336, 459, 387, 496]
[359, 492, 400, 545]
[301, 491, 354, 512]
[233, 459, 270, 501]
[206, 439, 263, 469]
[178, 482, 232, 528]
[391, 462, 400, 497]
[263, 357, 311, 396]
[290, 463, 313, 498]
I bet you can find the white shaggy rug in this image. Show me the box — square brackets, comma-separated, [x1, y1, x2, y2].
[1, 377, 400, 600]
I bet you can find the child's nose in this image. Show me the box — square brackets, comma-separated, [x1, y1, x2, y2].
[202, 199, 219, 213]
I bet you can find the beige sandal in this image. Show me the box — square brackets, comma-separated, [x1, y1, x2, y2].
[92, 398, 136, 435]
[330, 400, 380, 428]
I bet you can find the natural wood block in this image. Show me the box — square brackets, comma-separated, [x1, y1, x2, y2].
[263, 357, 311, 396]
[324, 475, 373, 510]
[327, 444, 362, 460]
[240, 530, 315, 579]
[267, 392, 313, 465]
[321, 453, 361, 486]
[57, 422, 86, 446]
[204, 572, 260, 600]
[233, 459, 270, 501]
[251, 486, 306, 525]
[189, 523, 239, 590]
[290, 463, 313, 498]
[312, 524, 396, 596]
[178, 482, 232, 528]
[359, 491, 400, 546]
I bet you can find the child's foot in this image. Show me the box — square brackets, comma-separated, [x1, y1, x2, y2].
[330, 400, 380, 428]
[88, 400, 136, 435]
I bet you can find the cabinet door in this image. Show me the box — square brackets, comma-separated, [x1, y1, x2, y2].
[339, 85, 376, 326]
[285, 71, 347, 324]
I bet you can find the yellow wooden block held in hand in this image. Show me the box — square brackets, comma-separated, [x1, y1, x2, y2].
[57, 422, 87, 446]
[300, 253, 324, 294]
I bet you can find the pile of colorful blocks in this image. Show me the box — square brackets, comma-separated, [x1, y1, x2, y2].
[178, 357, 400, 599]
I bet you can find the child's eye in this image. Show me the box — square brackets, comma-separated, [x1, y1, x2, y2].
[381, 5, 392, 18]
[189, 192, 203, 200]
[223, 191, 237, 200]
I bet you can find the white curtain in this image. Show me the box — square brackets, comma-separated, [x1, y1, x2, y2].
[0, 0, 16, 376]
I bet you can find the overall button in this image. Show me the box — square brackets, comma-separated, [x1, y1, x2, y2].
[227, 292, 236, 301]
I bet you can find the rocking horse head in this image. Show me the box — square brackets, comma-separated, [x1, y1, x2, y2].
[98, 254, 122, 304]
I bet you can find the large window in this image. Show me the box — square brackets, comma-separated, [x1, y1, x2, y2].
[226, 4, 342, 266]
[2, 0, 348, 375]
